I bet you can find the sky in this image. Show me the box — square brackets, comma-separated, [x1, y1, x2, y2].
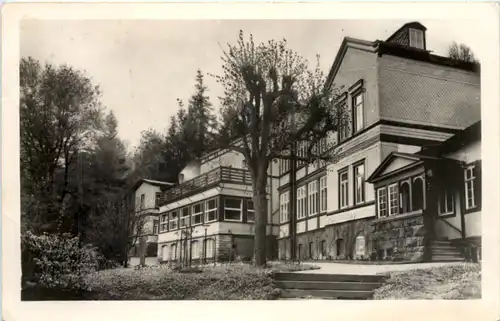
[20, 19, 483, 149]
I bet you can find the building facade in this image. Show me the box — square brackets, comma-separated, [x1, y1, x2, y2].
[130, 178, 175, 264]
[276, 22, 480, 261]
[133, 21, 481, 264]
[155, 154, 280, 264]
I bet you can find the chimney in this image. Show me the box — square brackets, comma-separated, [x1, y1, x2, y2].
[386, 22, 427, 51]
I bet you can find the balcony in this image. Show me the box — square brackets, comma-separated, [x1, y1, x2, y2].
[156, 166, 252, 207]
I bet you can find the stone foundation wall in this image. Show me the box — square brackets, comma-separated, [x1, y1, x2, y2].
[371, 213, 426, 262]
[277, 217, 374, 261]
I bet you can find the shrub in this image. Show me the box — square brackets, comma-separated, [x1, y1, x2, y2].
[22, 231, 100, 292]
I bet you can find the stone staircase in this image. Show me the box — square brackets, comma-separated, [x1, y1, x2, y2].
[274, 272, 386, 300]
[430, 240, 466, 262]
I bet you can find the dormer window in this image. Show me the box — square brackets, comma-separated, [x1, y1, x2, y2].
[409, 28, 424, 50]
[178, 173, 185, 184]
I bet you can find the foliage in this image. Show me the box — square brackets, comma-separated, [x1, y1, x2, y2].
[213, 31, 343, 266]
[448, 42, 479, 63]
[373, 263, 481, 299]
[20, 57, 105, 234]
[21, 231, 100, 291]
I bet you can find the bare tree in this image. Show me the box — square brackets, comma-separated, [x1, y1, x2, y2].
[214, 31, 344, 266]
[448, 42, 478, 63]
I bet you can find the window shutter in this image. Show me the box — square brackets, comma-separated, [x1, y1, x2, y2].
[475, 161, 482, 209]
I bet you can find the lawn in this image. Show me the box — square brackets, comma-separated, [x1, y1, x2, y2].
[373, 263, 481, 299]
[83, 262, 319, 300]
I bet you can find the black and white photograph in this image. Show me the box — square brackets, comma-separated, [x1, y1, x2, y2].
[3, 2, 500, 320]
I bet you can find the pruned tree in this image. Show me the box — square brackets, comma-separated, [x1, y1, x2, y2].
[214, 31, 344, 266]
[448, 42, 478, 63]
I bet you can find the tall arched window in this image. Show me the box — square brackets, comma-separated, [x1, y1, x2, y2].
[400, 181, 411, 213]
[162, 245, 168, 260]
[412, 177, 424, 211]
[355, 235, 366, 257]
[336, 238, 345, 257]
[170, 243, 177, 260]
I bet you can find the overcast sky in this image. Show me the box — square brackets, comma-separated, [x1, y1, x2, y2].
[20, 19, 482, 148]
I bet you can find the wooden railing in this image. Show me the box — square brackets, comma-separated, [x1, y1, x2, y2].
[157, 166, 251, 207]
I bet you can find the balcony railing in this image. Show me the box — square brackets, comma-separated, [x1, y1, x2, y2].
[156, 166, 252, 207]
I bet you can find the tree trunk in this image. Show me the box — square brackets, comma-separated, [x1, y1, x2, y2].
[139, 236, 146, 266]
[253, 175, 268, 266]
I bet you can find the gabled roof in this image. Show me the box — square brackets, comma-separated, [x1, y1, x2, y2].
[366, 152, 445, 183]
[132, 178, 175, 191]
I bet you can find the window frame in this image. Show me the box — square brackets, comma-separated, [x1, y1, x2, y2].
[308, 180, 319, 216]
[191, 202, 204, 226]
[464, 165, 476, 210]
[388, 183, 399, 216]
[169, 210, 179, 231]
[409, 28, 425, 49]
[377, 187, 388, 218]
[204, 197, 219, 223]
[224, 197, 243, 222]
[297, 186, 307, 219]
[438, 188, 455, 216]
[337, 100, 350, 142]
[338, 168, 349, 209]
[319, 176, 328, 213]
[247, 199, 255, 222]
[180, 207, 190, 228]
[160, 214, 168, 232]
[280, 191, 290, 223]
[140, 194, 145, 210]
[352, 91, 364, 133]
[353, 161, 365, 205]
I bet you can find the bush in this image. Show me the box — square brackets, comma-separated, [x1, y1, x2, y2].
[22, 231, 100, 292]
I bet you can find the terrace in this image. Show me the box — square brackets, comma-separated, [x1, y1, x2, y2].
[156, 166, 252, 207]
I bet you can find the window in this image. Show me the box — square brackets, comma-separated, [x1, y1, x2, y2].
[399, 181, 411, 213]
[280, 192, 290, 222]
[140, 194, 145, 209]
[377, 188, 388, 217]
[355, 235, 366, 257]
[298, 244, 303, 260]
[297, 186, 307, 219]
[170, 243, 177, 260]
[169, 211, 178, 230]
[160, 214, 168, 232]
[247, 200, 255, 222]
[320, 176, 328, 213]
[339, 169, 348, 209]
[439, 189, 454, 215]
[205, 198, 218, 222]
[412, 176, 424, 211]
[388, 184, 399, 216]
[153, 220, 159, 234]
[338, 101, 349, 141]
[464, 165, 477, 210]
[309, 242, 314, 259]
[191, 203, 203, 226]
[241, 159, 247, 168]
[191, 240, 200, 259]
[308, 181, 318, 216]
[321, 240, 327, 258]
[155, 193, 161, 208]
[409, 28, 424, 49]
[297, 142, 308, 167]
[353, 163, 365, 205]
[224, 198, 242, 221]
[352, 92, 364, 133]
[205, 238, 215, 258]
[279, 159, 290, 175]
[180, 207, 190, 228]
[178, 173, 185, 183]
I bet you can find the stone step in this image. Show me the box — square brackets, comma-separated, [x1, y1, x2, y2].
[279, 289, 373, 300]
[431, 256, 465, 262]
[275, 280, 381, 291]
[274, 273, 385, 283]
[431, 240, 455, 245]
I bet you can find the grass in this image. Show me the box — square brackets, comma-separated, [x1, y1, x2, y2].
[373, 263, 481, 299]
[83, 262, 319, 300]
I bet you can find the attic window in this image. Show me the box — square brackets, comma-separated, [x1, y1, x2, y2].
[178, 173, 185, 183]
[409, 28, 424, 50]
